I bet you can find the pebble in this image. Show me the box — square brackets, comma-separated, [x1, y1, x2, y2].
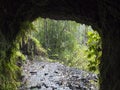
[19, 60, 99, 90]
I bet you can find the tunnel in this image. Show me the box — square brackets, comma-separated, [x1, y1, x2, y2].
[0, 0, 120, 90]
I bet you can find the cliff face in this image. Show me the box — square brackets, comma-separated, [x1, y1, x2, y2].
[0, 0, 120, 90]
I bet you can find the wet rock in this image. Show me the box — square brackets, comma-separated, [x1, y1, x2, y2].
[20, 60, 99, 90]
[30, 72, 37, 75]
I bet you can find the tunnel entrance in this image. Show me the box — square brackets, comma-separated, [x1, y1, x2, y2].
[19, 17, 101, 89]
[1, 0, 120, 90]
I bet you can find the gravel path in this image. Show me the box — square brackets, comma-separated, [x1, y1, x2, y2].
[20, 60, 99, 90]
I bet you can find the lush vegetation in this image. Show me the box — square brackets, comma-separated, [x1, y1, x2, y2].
[0, 17, 101, 89]
[0, 21, 37, 89]
[0, 30, 25, 89]
[32, 18, 102, 72]
[86, 31, 102, 73]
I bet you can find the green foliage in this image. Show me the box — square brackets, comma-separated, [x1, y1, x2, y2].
[0, 21, 35, 90]
[1, 17, 101, 89]
[86, 30, 102, 73]
[32, 18, 102, 73]
[32, 18, 90, 70]
[33, 18, 78, 59]
[0, 42, 23, 90]
[20, 36, 47, 60]
[30, 37, 47, 55]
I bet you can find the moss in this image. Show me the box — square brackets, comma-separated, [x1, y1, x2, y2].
[0, 43, 20, 90]
[0, 21, 34, 90]
[31, 36, 47, 55]
[20, 36, 47, 60]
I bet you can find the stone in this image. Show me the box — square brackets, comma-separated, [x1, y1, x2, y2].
[20, 59, 98, 90]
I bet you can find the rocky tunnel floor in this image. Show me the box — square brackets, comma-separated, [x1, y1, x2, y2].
[19, 59, 99, 90]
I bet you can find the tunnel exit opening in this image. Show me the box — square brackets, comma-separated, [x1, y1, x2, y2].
[20, 17, 101, 89]
[30, 17, 102, 73]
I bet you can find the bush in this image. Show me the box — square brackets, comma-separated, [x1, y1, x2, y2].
[86, 31, 102, 73]
[20, 36, 47, 59]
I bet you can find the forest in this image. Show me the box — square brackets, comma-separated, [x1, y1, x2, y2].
[31, 17, 102, 73]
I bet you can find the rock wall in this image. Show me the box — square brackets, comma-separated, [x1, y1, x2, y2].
[0, 0, 120, 90]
